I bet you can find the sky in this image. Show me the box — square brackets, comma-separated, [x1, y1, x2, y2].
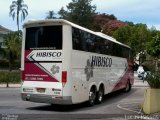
[0, 0, 160, 31]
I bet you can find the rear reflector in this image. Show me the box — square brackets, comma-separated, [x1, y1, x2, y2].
[62, 71, 67, 83]
[21, 70, 25, 81]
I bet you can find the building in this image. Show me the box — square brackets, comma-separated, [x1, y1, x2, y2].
[0, 25, 12, 59]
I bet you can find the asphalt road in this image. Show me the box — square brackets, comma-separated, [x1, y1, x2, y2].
[1, 86, 156, 120]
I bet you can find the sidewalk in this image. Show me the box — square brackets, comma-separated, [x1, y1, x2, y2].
[133, 72, 149, 87]
[133, 79, 149, 87]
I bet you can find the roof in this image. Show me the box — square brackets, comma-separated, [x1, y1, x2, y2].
[0, 25, 12, 34]
[24, 19, 130, 48]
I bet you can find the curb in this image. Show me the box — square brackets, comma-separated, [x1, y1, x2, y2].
[133, 85, 149, 87]
[0, 84, 21, 88]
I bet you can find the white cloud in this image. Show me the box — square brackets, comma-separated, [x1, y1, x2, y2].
[25, 0, 71, 12]
[94, 0, 160, 29]
[0, 0, 160, 30]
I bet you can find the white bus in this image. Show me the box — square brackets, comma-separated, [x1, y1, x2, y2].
[21, 19, 134, 106]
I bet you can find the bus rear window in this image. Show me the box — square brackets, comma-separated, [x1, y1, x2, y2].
[25, 26, 62, 50]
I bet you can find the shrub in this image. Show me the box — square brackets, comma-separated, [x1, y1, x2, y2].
[0, 60, 9, 69]
[0, 71, 20, 84]
[145, 71, 160, 88]
[0, 60, 20, 70]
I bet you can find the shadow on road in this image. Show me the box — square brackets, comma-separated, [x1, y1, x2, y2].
[27, 88, 138, 112]
[27, 102, 88, 112]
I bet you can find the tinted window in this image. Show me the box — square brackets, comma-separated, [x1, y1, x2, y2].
[72, 27, 96, 52]
[72, 28, 82, 50]
[25, 26, 62, 50]
[72, 27, 130, 58]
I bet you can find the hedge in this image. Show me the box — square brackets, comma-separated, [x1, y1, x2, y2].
[0, 71, 21, 84]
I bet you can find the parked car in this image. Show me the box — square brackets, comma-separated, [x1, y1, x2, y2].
[138, 71, 147, 80]
[137, 66, 150, 80]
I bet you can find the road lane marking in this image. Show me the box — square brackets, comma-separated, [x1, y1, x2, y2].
[117, 102, 142, 114]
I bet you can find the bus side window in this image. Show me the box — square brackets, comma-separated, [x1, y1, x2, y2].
[72, 28, 82, 50]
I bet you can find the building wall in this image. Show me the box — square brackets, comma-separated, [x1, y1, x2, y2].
[0, 25, 12, 60]
[0, 34, 7, 49]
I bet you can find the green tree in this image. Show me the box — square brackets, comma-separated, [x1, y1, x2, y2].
[3, 32, 21, 87]
[147, 32, 160, 71]
[4, 32, 21, 72]
[147, 32, 160, 57]
[150, 26, 158, 37]
[113, 24, 151, 57]
[46, 10, 56, 19]
[58, 0, 96, 29]
[112, 26, 132, 44]
[124, 21, 134, 26]
[0, 71, 20, 88]
[133, 24, 151, 52]
[58, 7, 67, 19]
[9, 0, 28, 32]
[112, 25, 137, 55]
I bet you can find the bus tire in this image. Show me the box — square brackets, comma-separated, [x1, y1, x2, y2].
[124, 81, 131, 92]
[96, 87, 104, 104]
[88, 87, 96, 106]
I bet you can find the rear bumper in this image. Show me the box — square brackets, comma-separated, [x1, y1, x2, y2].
[21, 93, 72, 105]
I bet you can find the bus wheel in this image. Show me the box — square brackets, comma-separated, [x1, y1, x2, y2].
[124, 81, 131, 92]
[96, 87, 104, 104]
[88, 88, 96, 106]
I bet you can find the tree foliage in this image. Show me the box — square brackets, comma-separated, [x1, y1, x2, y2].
[46, 10, 56, 19]
[150, 26, 158, 38]
[145, 71, 160, 88]
[4, 32, 21, 71]
[54, 1, 160, 59]
[9, 0, 28, 31]
[147, 32, 160, 58]
[92, 13, 117, 31]
[102, 20, 127, 35]
[58, 7, 68, 19]
[0, 71, 20, 87]
[112, 24, 151, 56]
[58, 0, 96, 29]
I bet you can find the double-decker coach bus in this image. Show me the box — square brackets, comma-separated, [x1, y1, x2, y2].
[21, 19, 134, 106]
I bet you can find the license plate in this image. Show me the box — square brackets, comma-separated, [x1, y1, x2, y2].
[36, 88, 45, 93]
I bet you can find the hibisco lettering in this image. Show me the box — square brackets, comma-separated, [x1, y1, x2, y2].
[91, 56, 112, 67]
[36, 52, 62, 57]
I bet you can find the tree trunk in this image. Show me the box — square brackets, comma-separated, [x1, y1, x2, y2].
[155, 59, 158, 72]
[9, 52, 12, 72]
[17, 11, 19, 32]
[8, 52, 13, 88]
[6, 82, 9, 88]
[17, 11, 20, 40]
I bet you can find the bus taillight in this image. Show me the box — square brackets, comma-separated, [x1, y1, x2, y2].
[62, 71, 67, 86]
